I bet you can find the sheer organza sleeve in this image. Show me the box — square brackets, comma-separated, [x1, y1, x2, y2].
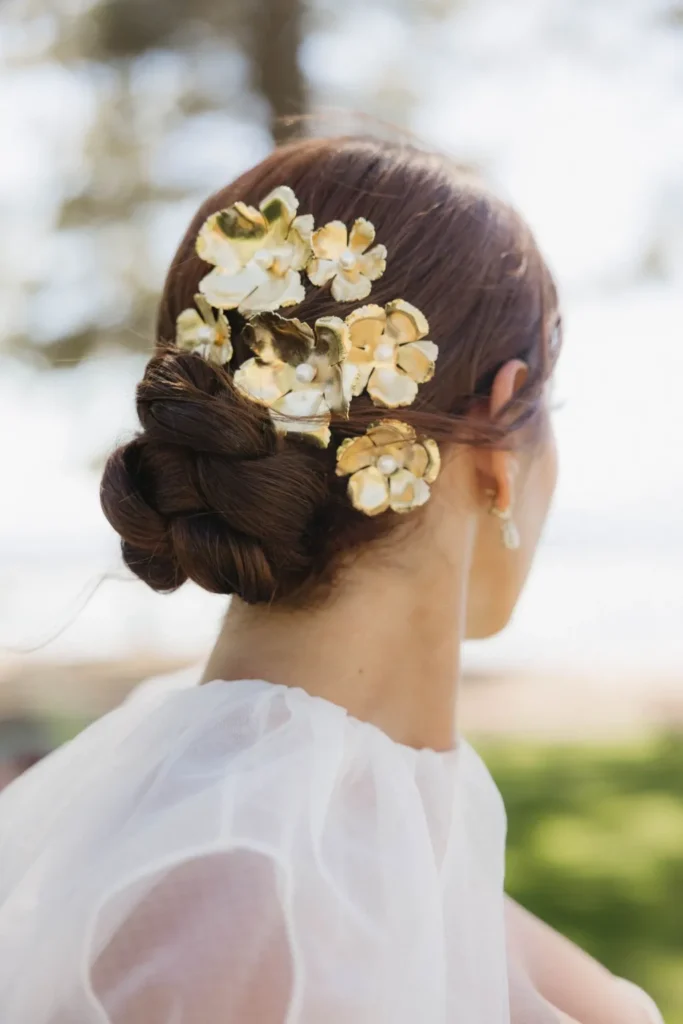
[90, 851, 296, 1023]
[0, 679, 511, 1024]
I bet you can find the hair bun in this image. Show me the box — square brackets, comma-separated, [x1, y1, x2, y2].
[100, 352, 330, 603]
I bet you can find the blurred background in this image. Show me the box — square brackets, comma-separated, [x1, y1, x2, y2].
[0, 0, 681, 1016]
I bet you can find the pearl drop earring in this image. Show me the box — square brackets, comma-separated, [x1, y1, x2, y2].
[485, 491, 521, 550]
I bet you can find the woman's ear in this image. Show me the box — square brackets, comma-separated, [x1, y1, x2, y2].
[474, 359, 528, 510]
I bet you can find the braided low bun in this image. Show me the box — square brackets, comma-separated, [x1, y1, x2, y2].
[101, 352, 331, 604]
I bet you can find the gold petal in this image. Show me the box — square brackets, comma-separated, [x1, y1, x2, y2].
[367, 367, 418, 408]
[384, 299, 429, 344]
[244, 312, 313, 365]
[389, 470, 430, 513]
[335, 435, 375, 476]
[347, 466, 390, 516]
[270, 388, 330, 448]
[206, 339, 234, 366]
[348, 218, 376, 254]
[313, 316, 350, 364]
[365, 420, 414, 449]
[350, 362, 372, 397]
[271, 387, 326, 420]
[259, 186, 299, 241]
[422, 438, 441, 484]
[176, 308, 208, 349]
[199, 264, 268, 310]
[396, 340, 437, 384]
[311, 220, 348, 261]
[194, 293, 217, 325]
[234, 359, 286, 405]
[331, 273, 373, 303]
[196, 206, 267, 270]
[292, 212, 314, 240]
[346, 304, 386, 351]
[239, 268, 306, 315]
[271, 410, 331, 448]
[306, 258, 337, 287]
[288, 214, 314, 269]
[341, 360, 361, 404]
[322, 365, 350, 417]
[358, 244, 387, 283]
[402, 443, 429, 479]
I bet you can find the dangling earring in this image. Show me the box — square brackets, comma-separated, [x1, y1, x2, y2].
[486, 491, 521, 550]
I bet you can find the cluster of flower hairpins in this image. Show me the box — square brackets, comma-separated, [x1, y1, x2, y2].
[175, 186, 440, 516]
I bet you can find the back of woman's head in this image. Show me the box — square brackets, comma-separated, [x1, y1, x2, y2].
[101, 135, 559, 605]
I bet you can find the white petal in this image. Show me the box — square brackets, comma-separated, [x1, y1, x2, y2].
[367, 367, 419, 408]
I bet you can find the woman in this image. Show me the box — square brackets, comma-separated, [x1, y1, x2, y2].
[0, 137, 662, 1023]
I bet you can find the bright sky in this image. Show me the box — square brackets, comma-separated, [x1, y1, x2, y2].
[0, 0, 682, 673]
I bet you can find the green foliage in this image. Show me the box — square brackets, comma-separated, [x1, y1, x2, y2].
[482, 736, 683, 1024]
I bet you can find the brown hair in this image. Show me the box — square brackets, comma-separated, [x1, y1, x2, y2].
[101, 136, 559, 604]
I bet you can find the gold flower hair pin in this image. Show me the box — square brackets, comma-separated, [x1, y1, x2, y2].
[336, 421, 441, 516]
[174, 185, 440, 516]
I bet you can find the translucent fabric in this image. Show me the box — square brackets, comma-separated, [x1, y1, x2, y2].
[0, 679, 510, 1023]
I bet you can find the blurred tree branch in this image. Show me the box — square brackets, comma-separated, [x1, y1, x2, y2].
[5, 0, 307, 368]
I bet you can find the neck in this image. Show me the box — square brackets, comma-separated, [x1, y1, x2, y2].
[202, 507, 475, 752]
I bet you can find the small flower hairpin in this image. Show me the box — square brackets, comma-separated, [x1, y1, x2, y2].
[233, 312, 357, 448]
[336, 421, 441, 516]
[195, 186, 314, 315]
[175, 294, 233, 365]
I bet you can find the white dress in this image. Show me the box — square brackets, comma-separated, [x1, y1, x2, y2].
[0, 678, 661, 1023]
[0, 678, 509, 1023]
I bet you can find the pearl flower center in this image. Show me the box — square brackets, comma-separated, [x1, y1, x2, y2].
[339, 251, 356, 271]
[374, 342, 394, 362]
[196, 325, 214, 342]
[295, 362, 317, 384]
[377, 454, 399, 476]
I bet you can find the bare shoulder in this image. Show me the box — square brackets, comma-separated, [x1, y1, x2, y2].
[505, 898, 661, 1024]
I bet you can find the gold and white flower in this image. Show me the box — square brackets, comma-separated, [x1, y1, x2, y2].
[196, 186, 314, 315]
[336, 420, 441, 516]
[233, 312, 357, 448]
[345, 299, 438, 408]
[307, 218, 387, 302]
[175, 294, 233, 365]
